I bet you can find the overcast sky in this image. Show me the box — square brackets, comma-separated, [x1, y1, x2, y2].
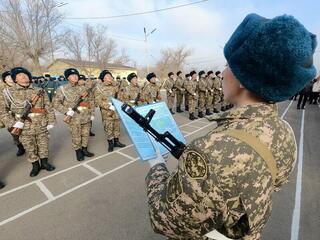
[60, 0, 320, 72]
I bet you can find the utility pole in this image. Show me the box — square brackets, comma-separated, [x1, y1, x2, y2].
[144, 27, 157, 73]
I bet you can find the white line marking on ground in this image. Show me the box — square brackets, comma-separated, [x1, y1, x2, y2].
[0, 119, 214, 226]
[290, 110, 305, 240]
[117, 151, 136, 160]
[0, 118, 203, 198]
[83, 164, 103, 176]
[36, 181, 54, 201]
[281, 100, 293, 119]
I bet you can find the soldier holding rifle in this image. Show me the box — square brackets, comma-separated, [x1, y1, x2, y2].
[0, 67, 55, 177]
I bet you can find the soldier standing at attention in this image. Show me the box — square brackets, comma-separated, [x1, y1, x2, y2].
[164, 72, 176, 114]
[175, 71, 184, 113]
[144, 72, 162, 104]
[183, 73, 190, 111]
[94, 70, 126, 152]
[121, 73, 145, 106]
[144, 13, 316, 239]
[213, 71, 223, 113]
[1, 71, 26, 156]
[0, 67, 56, 177]
[197, 70, 208, 118]
[53, 68, 95, 161]
[78, 74, 96, 137]
[205, 70, 214, 116]
[185, 71, 198, 120]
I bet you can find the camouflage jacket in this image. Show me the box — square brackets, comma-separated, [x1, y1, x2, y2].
[144, 82, 161, 104]
[53, 82, 94, 124]
[0, 84, 55, 133]
[198, 77, 208, 95]
[175, 77, 185, 92]
[185, 80, 198, 100]
[121, 83, 144, 106]
[164, 78, 176, 97]
[207, 78, 215, 95]
[145, 103, 297, 240]
[213, 77, 223, 96]
[93, 82, 119, 120]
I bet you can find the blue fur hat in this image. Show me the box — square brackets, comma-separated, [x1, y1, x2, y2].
[224, 13, 317, 102]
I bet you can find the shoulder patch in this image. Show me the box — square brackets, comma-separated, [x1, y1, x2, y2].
[183, 150, 208, 179]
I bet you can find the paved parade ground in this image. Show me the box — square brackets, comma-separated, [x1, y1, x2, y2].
[0, 101, 319, 240]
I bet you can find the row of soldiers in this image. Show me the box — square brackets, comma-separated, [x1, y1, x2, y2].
[0, 67, 129, 189]
[163, 70, 232, 120]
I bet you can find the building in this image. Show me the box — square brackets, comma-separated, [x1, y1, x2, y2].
[47, 58, 137, 78]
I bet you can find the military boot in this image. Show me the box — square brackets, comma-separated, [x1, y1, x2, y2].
[40, 158, 55, 171]
[30, 161, 41, 177]
[176, 106, 183, 113]
[82, 147, 95, 157]
[205, 109, 212, 115]
[75, 149, 84, 161]
[89, 131, 95, 137]
[0, 180, 5, 189]
[114, 138, 126, 148]
[169, 109, 175, 114]
[16, 143, 25, 156]
[198, 111, 204, 118]
[108, 140, 114, 152]
[185, 105, 189, 111]
[213, 108, 219, 113]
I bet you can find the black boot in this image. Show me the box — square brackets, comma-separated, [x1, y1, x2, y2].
[114, 138, 126, 148]
[40, 158, 55, 171]
[189, 113, 195, 120]
[89, 131, 95, 137]
[205, 109, 212, 115]
[30, 161, 41, 177]
[0, 180, 5, 189]
[198, 112, 204, 118]
[213, 108, 219, 113]
[169, 109, 175, 114]
[108, 140, 114, 152]
[82, 147, 95, 157]
[16, 143, 25, 157]
[75, 149, 85, 161]
[176, 106, 183, 113]
[185, 105, 189, 111]
[221, 106, 226, 111]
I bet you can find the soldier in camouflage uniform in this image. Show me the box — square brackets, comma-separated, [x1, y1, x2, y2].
[79, 74, 96, 137]
[53, 68, 95, 161]
[0, 71, 26, 156]
[120, 73, 145, 106]
[175, 71, 184, 113]
[143, 73, 162, 104]
[184, 71, 198, 120]
[212, 71, 222, 113]
[184, 73, 190, 111]
[144, 13, 316, 239]
[197, 71, 208, 118]
[164, 72, 176, 114]
[94, 70, 126, 152]
[205, 71, 214, 116]
[0, 67, 55, 177]
[116, 76, 129, 101]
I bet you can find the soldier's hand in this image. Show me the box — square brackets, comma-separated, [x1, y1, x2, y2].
[13, 121, 24, 129]
[109, 105, 115, 111]
[169, 90, 172, 94]
[90, 115, 95, 121]
[47, 124, 54, 131]
[66, 108, 75, 117]
[193, 93, 196, 96]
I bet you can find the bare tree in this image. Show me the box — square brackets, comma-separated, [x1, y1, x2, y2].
[155, 46, 192, 79]
[0, 0, 63, 71]
[61, 24, 132, 70]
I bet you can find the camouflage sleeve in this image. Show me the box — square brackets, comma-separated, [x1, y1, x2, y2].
[0, 89, 15, 128]
[43, 93, 56, 125]
[52, 87, 69, 115]
[198, 80, 207, 92]
[143, 85, 153, 104]
[145, 153, 225, 239]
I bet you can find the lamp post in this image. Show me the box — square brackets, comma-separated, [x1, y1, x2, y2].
[144, 27, 157, 73]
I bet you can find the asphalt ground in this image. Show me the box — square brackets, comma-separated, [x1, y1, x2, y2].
[0, 100, 319, 240]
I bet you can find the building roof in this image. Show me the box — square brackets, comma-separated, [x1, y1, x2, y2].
[48, 58, 135, 70]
